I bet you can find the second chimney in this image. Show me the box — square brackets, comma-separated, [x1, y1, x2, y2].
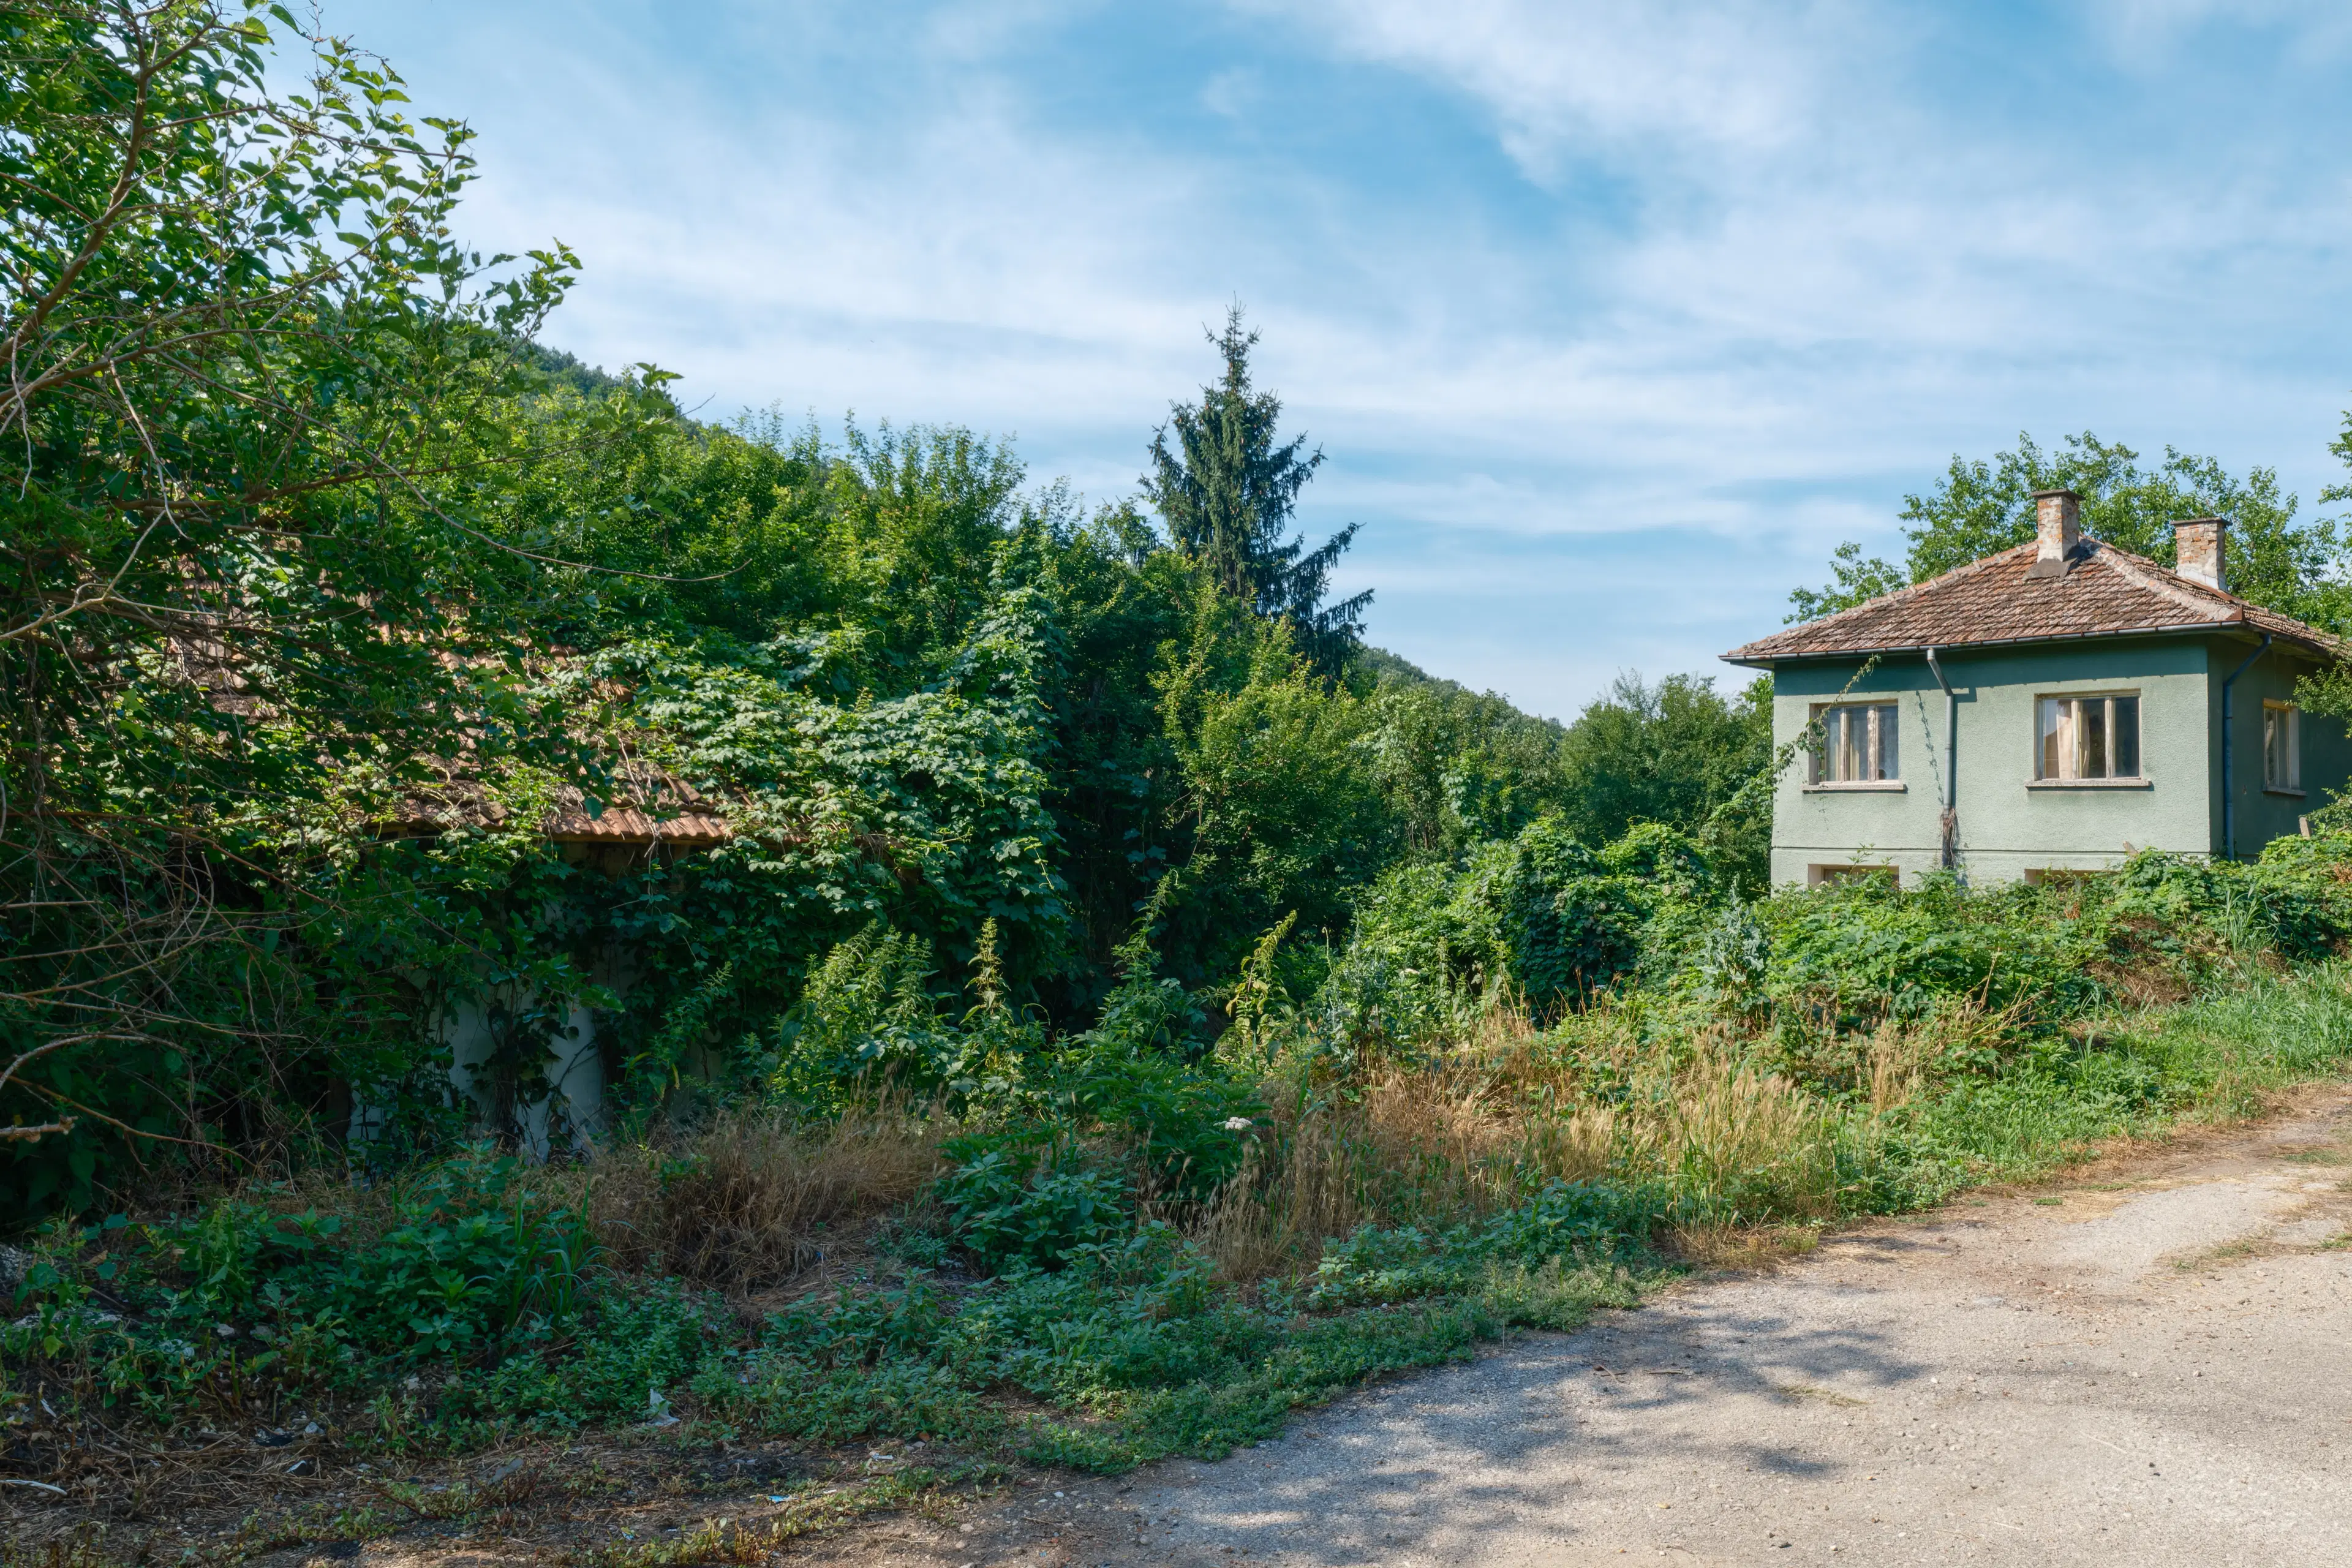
[2027, 489, 2082, 578]
[2174, 517, 2228, 594]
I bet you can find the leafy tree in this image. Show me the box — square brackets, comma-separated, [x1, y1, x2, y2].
[1004, 499, 1199, 1006]
[0, 2, 1814, 1218]
[1556, 673, 1772, 855]
[1362, 674, 1574, 856]
[1785, 541, 1907, 622]
[1143, 307, 1370, 673]
[1792, 432, 2351, 628]
[1153, 596, 1390, 979]
[0, 0, 592, 1195]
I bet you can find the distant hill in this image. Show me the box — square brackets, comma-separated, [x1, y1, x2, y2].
[523, 343, 644, 401]
[1352, 644, 1431, 687]
[1352, 644, 1567, 733]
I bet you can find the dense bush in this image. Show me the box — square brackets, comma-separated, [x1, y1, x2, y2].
[6, 1153, 608, 1429]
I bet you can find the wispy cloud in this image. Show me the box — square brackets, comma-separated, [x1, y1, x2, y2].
[2080, 0, 2352, 65]
[1242, 0, 1858, 173]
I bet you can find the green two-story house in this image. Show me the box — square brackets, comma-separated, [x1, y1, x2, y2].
[1724, 491, 2350, 887]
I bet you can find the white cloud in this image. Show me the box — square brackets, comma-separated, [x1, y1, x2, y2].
[1237, 0, 1858, 178]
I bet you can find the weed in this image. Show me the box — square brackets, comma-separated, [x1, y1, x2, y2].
[1773, 1384, 1869, 1408]
[561, 1466, 996, 1568]
[17, 839, 2352, 1518]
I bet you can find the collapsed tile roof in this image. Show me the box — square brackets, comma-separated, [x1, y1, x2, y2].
[165, 634, 737, 850]
[383, 755, 733, 847]
[1724, 538, 2343, 666]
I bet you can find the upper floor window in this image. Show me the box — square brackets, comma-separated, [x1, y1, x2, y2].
[2264, 701, 2301, 791]
[1812, 703, 1899, 783]
[2037, 693, 2140, 781]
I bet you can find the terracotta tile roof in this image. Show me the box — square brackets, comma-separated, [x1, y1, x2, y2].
[385, 757, 733, 847]
[167, 634, 738, 850]
[1724, 539, 2343, 665]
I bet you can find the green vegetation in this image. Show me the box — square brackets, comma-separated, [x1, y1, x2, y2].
[0, 0, 1770, 1217]
[1144, 307, 1371, 674]
[10, 0, 2352, 1509]
[1790, 430, 2352, 626]
[14, 824, 2352, 1479]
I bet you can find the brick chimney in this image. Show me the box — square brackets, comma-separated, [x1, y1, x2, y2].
[2173, 517, 2227, 594]
[2027, 489, 2082, 578]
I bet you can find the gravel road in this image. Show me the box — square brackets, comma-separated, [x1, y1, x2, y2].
[872, 1089, 2352, 1568]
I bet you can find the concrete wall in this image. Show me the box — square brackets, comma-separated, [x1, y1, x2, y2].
[1765, 634, 2348, 888]
[347, 984, 608, 1160]
[442, 992, 606, 1161]
[2212, 639, 2351, 859]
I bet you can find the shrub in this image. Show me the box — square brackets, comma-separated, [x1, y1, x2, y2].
[934, 1131, 1131, 1271]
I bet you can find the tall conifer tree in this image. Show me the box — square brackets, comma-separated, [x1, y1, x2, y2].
[1144, 307, 1370, 671]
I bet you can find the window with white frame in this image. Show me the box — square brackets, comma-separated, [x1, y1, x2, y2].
[2035, 693, 2141, 781]
[1811, 703, 1899, 783]
[2264, 701, 2301, 791]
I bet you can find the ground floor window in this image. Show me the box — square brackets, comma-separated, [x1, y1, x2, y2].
[1812, 703, 1899, 783]
[2264, 701, 2301, 791]
[1809, 864, 1894, 887]
[2037, 693, 2140, 780]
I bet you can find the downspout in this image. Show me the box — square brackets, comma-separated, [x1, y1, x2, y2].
[1924, 647, 1958, 871]
[2220, 634, 2272, 862]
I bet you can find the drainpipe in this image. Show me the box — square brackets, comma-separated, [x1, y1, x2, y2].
[1924, 646, 1958, 870]
[2220, 634, 2272, 862]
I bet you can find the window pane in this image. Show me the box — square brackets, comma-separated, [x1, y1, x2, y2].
[2082, 697, 2108, 779]
[1839, 706, 1866, 782]
[2038, 698, 2062, 779]
[1875, 706, 1899, 780]
[2266, 705, 2299, 790]
[2113, 696, 2139, 778]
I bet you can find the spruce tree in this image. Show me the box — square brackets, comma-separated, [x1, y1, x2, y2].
[1144, 307, 1371, 671]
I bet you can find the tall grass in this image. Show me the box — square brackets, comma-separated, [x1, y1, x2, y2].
[1190, 960, 2352, 1281]
[590, 1105, 945, 1289]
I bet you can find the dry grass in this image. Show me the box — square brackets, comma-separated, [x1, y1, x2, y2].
[1190, 992, 2055, 1280]
[208, 1105, 946, 1298]
[1196, 1003, 1860, 1281]
[1668, 1220, 1820, 1270]
[1194, 1016, 1626, 1282]
[592, 1105, 946, 1290]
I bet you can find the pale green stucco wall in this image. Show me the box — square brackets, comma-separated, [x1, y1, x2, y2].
[1761, 635, 2348, 888]
[2218, 638, 2352, 858]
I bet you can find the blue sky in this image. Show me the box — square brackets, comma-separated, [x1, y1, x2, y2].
[334, 0, 2352, 722]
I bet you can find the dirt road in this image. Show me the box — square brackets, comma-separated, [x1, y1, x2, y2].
[858, 1091, 2352, 1567]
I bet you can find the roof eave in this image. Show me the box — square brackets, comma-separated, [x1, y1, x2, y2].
[1722, 619, 2337, 669]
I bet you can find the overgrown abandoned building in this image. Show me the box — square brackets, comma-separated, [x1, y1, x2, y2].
[1725, 491, 2351, 888]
